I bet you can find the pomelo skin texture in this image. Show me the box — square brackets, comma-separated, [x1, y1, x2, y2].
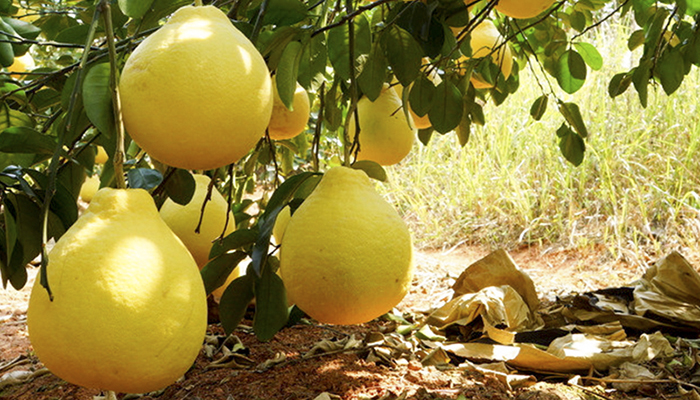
[119, 5, 273, 170]
[27, 188, 207, 394]
[280, 167, 414, 325]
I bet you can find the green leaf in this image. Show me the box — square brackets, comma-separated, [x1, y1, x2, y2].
[297, 33, 327, 91]
[530, 95, 548, 121]
[118, 0, 156, 19]
[209, 228, 258, 259]
[253, 257, 289, 341]
[276, 41, 303, 110]
[251, 172, 318, 277]
[2, 17, 41, 56]
[557, 124, 585, 167]
[327, 15, 371, 82]
[555, 50, 586, 94]
[573, 42, 603, 71]
[54, 24, 91, 45]
[417, 127, 433, 146]
[357, 40, 388, 102]
[0, 31, 14, 67]
[219, 274, 256, 335]
[163, 168, 195, 206]
[382, 25, 423, 86]
[0, 127, 56, 154]
[82, 63, 114, 138]
[632, 63, 651, 108]
[23, 169, 78, 233]
[557, 101, 588, 138]
[201, 251, 247, 296]
[395, 1, 444, 58]
[262, 0, 308, 27]
[627, 29, 645, 51]
[657, 48, 685, 95]
[0, 103, 33, 131]
[608, 72, 632, 98]
[350, 160, 387, 182]
[409, 73, 436, 117]
[428, 80, 463, 134]
[127, 168, 163, 190]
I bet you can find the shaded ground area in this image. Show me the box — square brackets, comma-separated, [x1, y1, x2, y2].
[0, 245, 696, 399]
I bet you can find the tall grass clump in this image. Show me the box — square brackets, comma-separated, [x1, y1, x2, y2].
[383, 16, 700, 260]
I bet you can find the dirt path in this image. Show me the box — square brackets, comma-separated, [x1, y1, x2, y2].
[0, 245, 687, 399]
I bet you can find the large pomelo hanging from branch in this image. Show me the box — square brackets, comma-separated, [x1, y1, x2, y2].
[119, 5, 273, 171]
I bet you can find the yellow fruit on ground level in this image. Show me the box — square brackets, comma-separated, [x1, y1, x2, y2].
[268, 78, 311, 140]
[348, 86, 416, 166]
[79, 175, 100, 203]
[455, 20, 513, 89]
[27, 188, 207, 394]
[160, 174, 236, 269]
[494, 0, 555, 19]
[94, 146, 108, 164]
[280, 166, 414, 325]
[6, 53, 35, 78]
[119, 5, 273, 170]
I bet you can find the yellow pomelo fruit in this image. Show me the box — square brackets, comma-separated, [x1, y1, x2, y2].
[79, 175, 100, 203]
[7, 52, 35, 78]
[348, 86, 416, 166]
[119, 5, 273, 170]
[94, 146, 109, 164]
[455, 20, 513, 89]
[280, 166, 414, 325]
[268, 78, 311, 140]
[272, 205, 292, 244]
[27, 188, 207, 394]
[160, 174, 236, 269]
[495, 0, 555, 19]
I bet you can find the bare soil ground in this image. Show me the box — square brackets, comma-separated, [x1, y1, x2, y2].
[0, 244, 696, 400]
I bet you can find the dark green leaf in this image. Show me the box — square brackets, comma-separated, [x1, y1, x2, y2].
[209, 228, 257, 259]
[428, 80, 463, 134]
[395, 1, 444, 58]
[632, 63, 650, 108]
[382, 25, 423, 86]
[276, 41, 303, 110]
[608, 72, 632, 98]
[417, 127, 433, 145]
[557, 124, 585, 167]
[628, 29, 645, 51]
[253, 257, 289, 341]
[557, 101, 588, 138]
[350, 160, 387, 182]
[409, 73, 436, 117]
[530, 95, 548, 121]
[297, 33, 327, 91]
[0, 127, 56, 154]
[657, 48, 685, 95]
[573, 42, 603, 71]
[219, 274, 255, 335]
[55, 24, 91, 45]
[163, 168, 195, 206]
[24, 169, 78, 233]
[327, 15, 371, 82]
[262, 0, 308, 27]
[127, 168, 163, 190]
[118, 0, 156, 19]
[251, 172, 318, 277]
[0, 31, 14, 67]
[201, 251, 247, 296]
[357, 41, 388, 102]
[555, 50, 586, 94]
[82, 63, 114, 138]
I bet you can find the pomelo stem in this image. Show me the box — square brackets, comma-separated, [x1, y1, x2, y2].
[195, 0, 203, 6]
[100, 0, 127, 189]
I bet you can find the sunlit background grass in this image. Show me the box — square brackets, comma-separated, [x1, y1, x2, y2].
[381, 17, 700, 261]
